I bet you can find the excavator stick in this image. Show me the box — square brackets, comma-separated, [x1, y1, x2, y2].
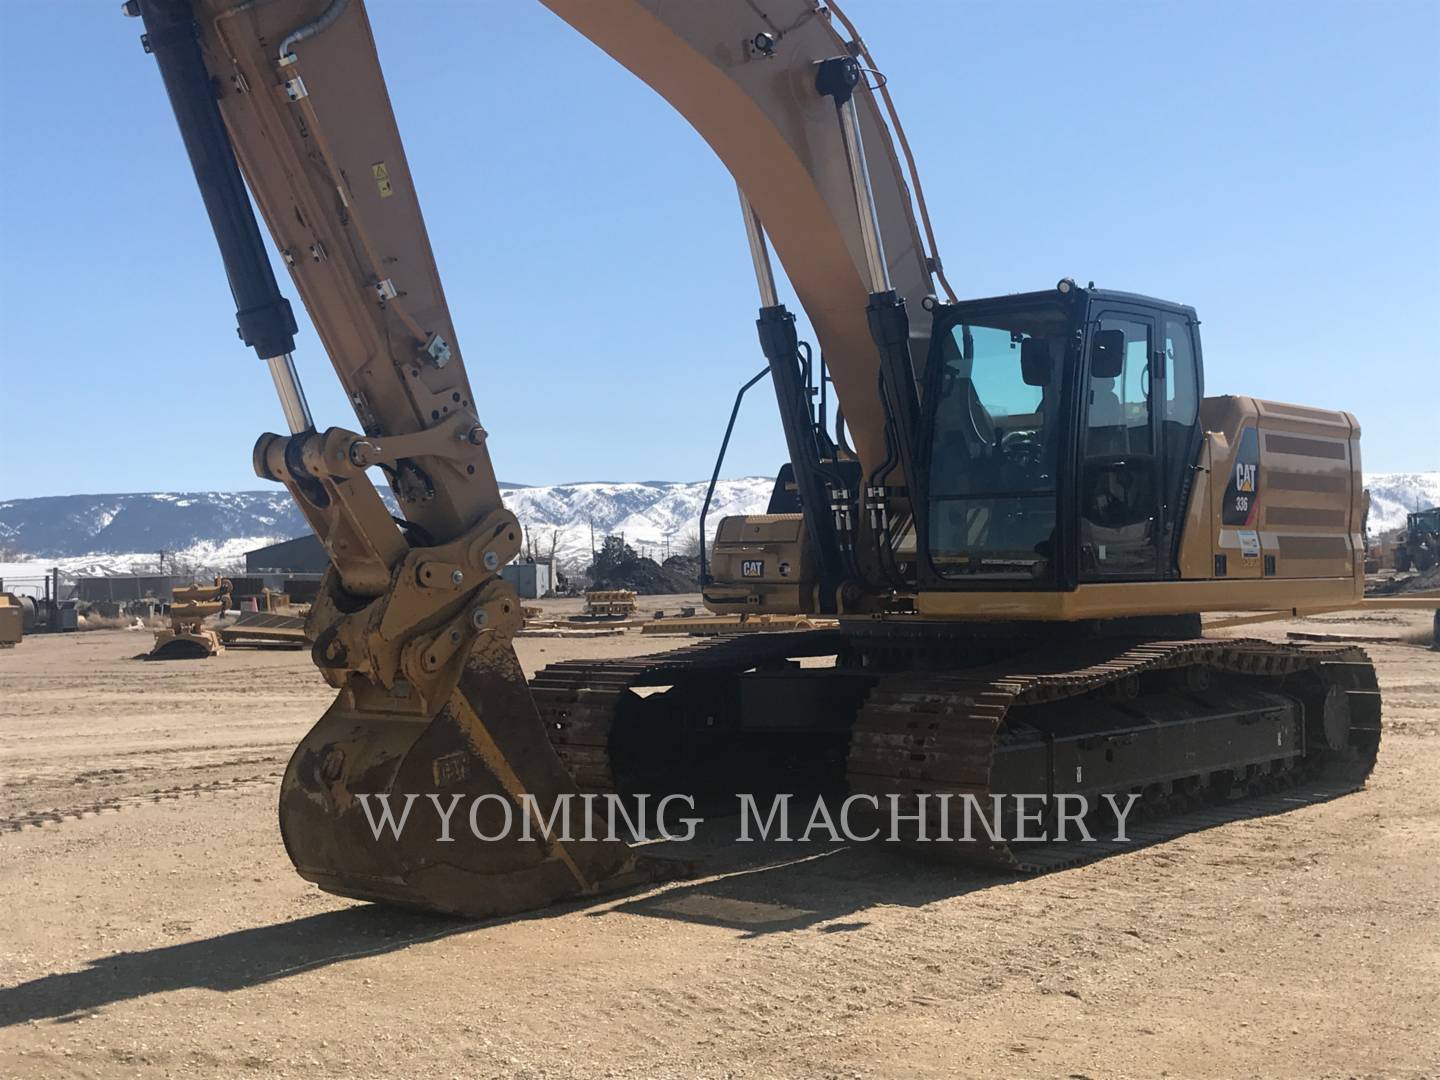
[133, 0, 668, 916]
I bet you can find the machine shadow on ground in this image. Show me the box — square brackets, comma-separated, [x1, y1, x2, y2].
[606, 816, 1012, 939]
[0, 905, 475, 1028]
[0, 781, 1363, 1027]
[0, 830, 1014, 1027]
[603, 775, 1365, 937]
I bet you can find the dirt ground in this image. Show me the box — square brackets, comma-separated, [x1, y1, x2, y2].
[1, 600, 1437, 1079]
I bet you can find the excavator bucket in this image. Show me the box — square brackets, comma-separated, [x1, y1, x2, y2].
[279, 640, 668, 918]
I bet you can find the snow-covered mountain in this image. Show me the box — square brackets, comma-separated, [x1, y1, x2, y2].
[0, 490, 311, 562]
[1365, 472, 1440, 534]
[0, 478, 776, 583]
[1, 471, 1431, 587]
[503, 478, 774, 566]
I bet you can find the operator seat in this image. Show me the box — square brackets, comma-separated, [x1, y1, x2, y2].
[1087, 376, 1127, 454]
[931, 369, 997, 492]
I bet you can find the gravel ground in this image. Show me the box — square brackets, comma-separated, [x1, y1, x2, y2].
[0, 603, 1436, 1079]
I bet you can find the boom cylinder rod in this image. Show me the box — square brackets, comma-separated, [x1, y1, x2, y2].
[815, 58, 890, 295]
[816, 56, 923, 585]
[265, 353, 315, 434]
[838, 96, 889, 294]
[737, 185, 779, 309]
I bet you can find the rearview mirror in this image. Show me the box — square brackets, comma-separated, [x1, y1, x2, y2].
[1020, 337, 1051, 386]
[1091, 328, 1125, 379]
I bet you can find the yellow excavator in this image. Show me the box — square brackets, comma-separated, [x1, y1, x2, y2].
[132, 0, 1386, 916]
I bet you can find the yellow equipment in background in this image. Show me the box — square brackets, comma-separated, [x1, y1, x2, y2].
[0, 594, 23, 648]
[583, 590, 638, 618]
[149, 578, 233, 660]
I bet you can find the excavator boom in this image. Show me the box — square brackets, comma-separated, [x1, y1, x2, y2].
[132, 0, 938, 916]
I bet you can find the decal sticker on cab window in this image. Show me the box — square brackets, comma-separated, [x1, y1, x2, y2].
[1222, 427, 1260, 526]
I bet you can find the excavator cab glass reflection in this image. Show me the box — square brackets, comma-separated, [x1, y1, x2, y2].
[924, 299, 1072, 582]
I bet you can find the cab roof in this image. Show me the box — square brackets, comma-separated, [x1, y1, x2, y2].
[946, 285, 1198, 322]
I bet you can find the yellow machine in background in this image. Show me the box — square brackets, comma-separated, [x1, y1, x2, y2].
[583, 590, 638, 618]
[706, 515, 817, 616]
[149, 578, 233, 660]
[0, 594, 23, 648]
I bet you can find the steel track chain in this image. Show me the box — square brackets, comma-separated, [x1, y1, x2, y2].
[847, 637, 1382, 871]
[532, 629, 844, 792]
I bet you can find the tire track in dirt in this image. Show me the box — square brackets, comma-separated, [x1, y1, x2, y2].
[0, 770, 283, 832]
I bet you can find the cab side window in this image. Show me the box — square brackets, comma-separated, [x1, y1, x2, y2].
[1080, 314, 1160, 578]
[1158, 316, 1201, 559]
[1163, 317, 1198, 428]
[1086, 316, 1153, 456]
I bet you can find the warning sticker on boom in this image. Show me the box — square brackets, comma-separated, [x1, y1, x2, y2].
[1222, 426, 1261, 526]
[372, 162, 394, 198]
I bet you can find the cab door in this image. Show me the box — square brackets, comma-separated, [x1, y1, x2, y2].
[1078, 310, 1164, 580]
[1155, 313, 1203, 575]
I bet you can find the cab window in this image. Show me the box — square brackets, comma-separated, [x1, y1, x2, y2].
[926, 319, 1063, 580]
[1080, 314, 1160, 578]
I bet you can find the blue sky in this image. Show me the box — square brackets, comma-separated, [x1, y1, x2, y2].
[1, 0, 1436, 499]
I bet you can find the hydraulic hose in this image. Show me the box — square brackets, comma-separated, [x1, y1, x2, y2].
[278, 0, 350, 64]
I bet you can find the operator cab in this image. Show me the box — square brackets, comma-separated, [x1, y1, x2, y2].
[918, 283, 1203, 591]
